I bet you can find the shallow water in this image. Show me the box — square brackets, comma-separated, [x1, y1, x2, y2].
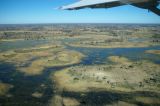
[0, 62, 53, 106]
[67, 45, 160, 65]
[0, 39, 51, 52]
[0, 40, 160, 105]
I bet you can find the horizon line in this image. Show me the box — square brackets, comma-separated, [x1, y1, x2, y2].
[0, 22, 160, 25]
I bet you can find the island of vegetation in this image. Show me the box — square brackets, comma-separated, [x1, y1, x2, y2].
[0, 44, 84, 76]
[0, 24, 160, 106]
[50, 56, 160, 106]
[145, 50, 160, 55]
[0, 82, 13, 96]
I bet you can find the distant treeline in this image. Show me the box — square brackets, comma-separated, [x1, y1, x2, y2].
[0, 24, 159, 40]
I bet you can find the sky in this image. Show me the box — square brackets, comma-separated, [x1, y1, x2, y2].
[0, 0, 160, 24]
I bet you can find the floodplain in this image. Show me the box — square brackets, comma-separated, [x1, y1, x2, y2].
[0, 24, 160, 106]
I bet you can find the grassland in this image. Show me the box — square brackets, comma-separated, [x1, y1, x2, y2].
[51, 56, 160, 105]
[145, 50, 160, 55]
[52, 58, 160, 92]
[0, 24, 160, 106]
[1, 24, 160, 49]
[0, 44, 84, 76]
[67, 39, 158, 48]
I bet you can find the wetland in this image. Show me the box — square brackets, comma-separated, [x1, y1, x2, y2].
[0, 24, 160, 106]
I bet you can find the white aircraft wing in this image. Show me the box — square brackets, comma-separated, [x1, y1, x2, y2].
[60, 0, 160, 16]
[60, 0, 124, 10]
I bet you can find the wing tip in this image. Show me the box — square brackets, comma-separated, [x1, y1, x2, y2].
[58, 6, 74, 10]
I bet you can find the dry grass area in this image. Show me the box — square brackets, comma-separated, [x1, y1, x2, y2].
[19, 50, 84, 76]
[135, 97, 160, 104]
[50, 95, 80, 106]
[107, 101, 137, 106]
[65, 32, 160, 49]
[0, 44, 84, 76]
[68, 40, 157, 48]
[0, 45, 60, 66]
[51, 56, 160, 106]
[145, 50, 160, 55]
[69, 42, 154, 48]
[62, 97, 80, 106]
[0, 82, 13, 96]
[53, 68, 108, 92]
[52, 56, 160, 93]
[108, 56, 132, 65]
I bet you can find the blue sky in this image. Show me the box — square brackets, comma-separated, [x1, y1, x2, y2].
[0, 0, 160, 24]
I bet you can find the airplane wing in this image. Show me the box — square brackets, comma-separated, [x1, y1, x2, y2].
[60, 0, 160, 16]
[60, 0, 124, 10]
[148, 7, 160, 16]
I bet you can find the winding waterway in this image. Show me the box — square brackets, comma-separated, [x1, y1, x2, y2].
[0, 40, 160, 105]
